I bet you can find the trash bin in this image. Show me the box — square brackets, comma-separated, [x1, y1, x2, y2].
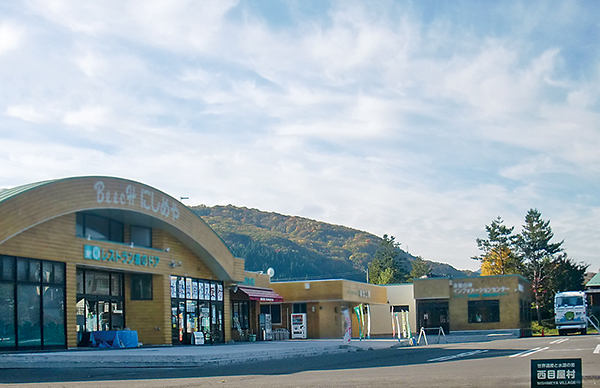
[248, 334, 256, 342]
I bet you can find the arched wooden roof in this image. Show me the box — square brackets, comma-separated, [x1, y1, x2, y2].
[0, 176, 235, 281]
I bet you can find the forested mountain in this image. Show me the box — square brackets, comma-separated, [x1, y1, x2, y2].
[191, 205, 476, 282]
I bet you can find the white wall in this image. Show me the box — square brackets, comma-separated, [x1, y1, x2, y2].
[369, 284, 416, 337]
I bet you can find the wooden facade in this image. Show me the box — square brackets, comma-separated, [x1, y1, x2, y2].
[0, 176, 266, 349]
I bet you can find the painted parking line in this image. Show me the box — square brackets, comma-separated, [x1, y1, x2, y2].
[428, 349, 489, 362]
[509, 347, 549, 358]
[550, 338, 569, 345]
[594, 344, 600, 354]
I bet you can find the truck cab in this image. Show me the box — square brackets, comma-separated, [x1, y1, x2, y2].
[554, 291, 588, 335]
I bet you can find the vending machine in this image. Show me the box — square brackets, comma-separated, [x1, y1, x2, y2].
[291, 313, 307, 339]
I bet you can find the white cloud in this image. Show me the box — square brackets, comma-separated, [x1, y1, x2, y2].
[1, 0, 600, 273]
[0, 21, 24, 55]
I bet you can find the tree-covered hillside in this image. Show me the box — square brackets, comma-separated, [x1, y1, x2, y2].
[191, 205, 475, 282]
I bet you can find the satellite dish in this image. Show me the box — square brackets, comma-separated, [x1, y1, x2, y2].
[267, 267, 275, 278]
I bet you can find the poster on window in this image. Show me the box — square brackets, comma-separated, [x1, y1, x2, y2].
[210, 283, 216, 301]
[217, 284, 223, 301]
[205, 282, 210, 301]
[192, 281, 198, 300]
[170, 276, 177, 298]
[186, 278, 192, 299]
[178, 277, 185, 299]
[198, 281, 205, 300]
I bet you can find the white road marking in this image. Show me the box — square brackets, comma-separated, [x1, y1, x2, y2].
[509, 347, 549, 358]
[550, 338, 569, 345]
[594, 344, 600, 354]
[428, 349, 489, 362]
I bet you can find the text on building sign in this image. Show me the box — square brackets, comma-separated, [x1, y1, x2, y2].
[94, 181, 180, 221]
[84, 244, 160, 267]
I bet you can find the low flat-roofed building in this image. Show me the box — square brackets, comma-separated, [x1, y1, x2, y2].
[413, 274, 533, 334]
[270, 279, 388, 339]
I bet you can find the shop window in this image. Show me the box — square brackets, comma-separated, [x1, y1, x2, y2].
[1, 255, 15, 281]
[260, 304, 282, 324]
[76, 269, 125, 341]
[292, 303, 307, 314]
[468, 300, 500, 323]
[131, 274, 153, 300]
[76, 213, 124, 243]
[232, 301, 249, 329]
[130, 225, 152, 248]
[0, 283, 16, 348]
[2, 257, 66, 350]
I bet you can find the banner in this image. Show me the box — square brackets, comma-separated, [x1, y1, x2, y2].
[353, 305, 363, 340]
[342, 309, 352, 344]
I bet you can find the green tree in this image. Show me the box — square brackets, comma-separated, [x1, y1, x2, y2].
[517, 209, 563, 323]
[473, 216, 522, 276]
[368, 235, 408, 284]
[409, 256, 432, 282]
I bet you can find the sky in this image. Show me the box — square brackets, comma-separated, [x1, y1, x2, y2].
[1, 1, 599, 273]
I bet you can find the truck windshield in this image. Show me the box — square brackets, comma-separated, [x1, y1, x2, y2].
[556, 296, 584, 306]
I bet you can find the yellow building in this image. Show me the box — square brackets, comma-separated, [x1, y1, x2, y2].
[0, 176, 275, 350]
[413, 275, 533, 334]
[270, 279, 388, 339]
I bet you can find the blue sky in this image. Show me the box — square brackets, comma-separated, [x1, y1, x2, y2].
[1, 1, 599, 272]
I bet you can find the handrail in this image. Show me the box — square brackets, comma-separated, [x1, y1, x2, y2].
[587, 315, 600, 333]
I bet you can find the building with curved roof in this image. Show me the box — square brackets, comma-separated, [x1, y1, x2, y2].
[0, 176, 274, 350]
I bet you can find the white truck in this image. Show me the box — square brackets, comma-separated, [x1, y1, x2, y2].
[554, 291, 588, 335]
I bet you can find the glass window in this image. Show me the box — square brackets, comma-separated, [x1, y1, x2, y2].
[84, 214, 110, 240]
[468, 300, 500, 323]
[53, 262, 64, 285]
[43, 286, 65, 347]
[110, 220, 124, 243]
[85, 271, 110, 295]
[28, 260, 41, 283]
[111, 301, 124, 330]
[111, 273, 122, 297]
[260, 304, 282, 325]
[0, 283, 15, 348]
[42, 261, 53, 283]
[131, 274, 153, 300]
[76, 213, 84, 237]
[17, 284, 41, 348]
[76, 270, 84, 294]
[1, 256, 15, 281]
[16, 258, 28, 282]
[293, 303, 307, 314]
[76, 213, 124, 243]
[131, 226, 152, 248]
[270, 304, 281, 324]
[233, 301, 249, 329]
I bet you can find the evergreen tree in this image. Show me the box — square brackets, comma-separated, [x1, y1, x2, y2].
[368, 235, 408, 284]
[409, 256, 432, 282]
[473, 216, 521, 275]
[517, 209, 563, 323]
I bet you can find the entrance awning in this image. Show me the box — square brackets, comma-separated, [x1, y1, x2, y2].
[236, 286, 284, 303]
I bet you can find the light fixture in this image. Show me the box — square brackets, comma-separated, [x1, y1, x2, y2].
[130, 242, 134, 248]
[169, 260, 182, 268]
[165, 247, 170, 252]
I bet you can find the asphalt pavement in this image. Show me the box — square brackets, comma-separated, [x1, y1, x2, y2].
[0, 330, 521, 369]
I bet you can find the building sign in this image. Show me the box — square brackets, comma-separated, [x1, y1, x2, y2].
[84, 244, 160, 267]
[453, 282, 510, 298]
[94, 181, 180, 222]
[531, 359, 582, 387]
